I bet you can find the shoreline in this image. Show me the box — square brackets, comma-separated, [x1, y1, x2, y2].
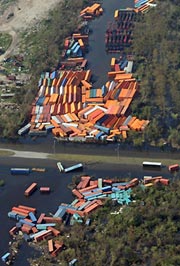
[0, 147, 179, 167]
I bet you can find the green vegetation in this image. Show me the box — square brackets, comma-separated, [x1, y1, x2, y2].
[1, 0, 180, 151]
[0, 33, 12, 53]
[0, 179, 5, 186]
[0, 0, 16, 15]
[50, 152, 180, 166]
[0, 0, 86, 138]
[0, 150, 14, 156]
[131, 0, 180, 148]
[29, 179, 180, 265]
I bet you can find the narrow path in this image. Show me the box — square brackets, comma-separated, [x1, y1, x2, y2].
[0, 0, 63, 62]
[0, 27, 17, 61]
[0, 148, 50, 159]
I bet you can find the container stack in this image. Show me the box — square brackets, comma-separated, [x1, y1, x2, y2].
[22, 59, 149, 141]
[134, 0, 157, 13]
[80, 3, 103, 20]
[105, 9, 136, 53]
[18, 2, 153, 142]
[8, 205, 63, 254]
[6, 174, 169, 264]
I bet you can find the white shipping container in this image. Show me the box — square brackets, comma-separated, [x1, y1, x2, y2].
[35, 114, 40, 123]
[51, 116, 61, 124]
[64, 114, 72, 122]
[62, 122, 78, 128]
[109, 81, 116, 91]
[39, 106, 44, 114]
[59, 85, 64, 95]
[38, 85, 45, 97]
[35, 105, 40, 114]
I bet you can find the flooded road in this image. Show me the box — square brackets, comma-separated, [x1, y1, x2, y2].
[0, 0, 178, 265]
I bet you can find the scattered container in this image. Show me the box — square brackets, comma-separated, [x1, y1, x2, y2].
[24, 183, 37, 197]
[168, 164, 179, 172]
[64, 163, 83, 173]
[142, 161, 162, 168]
[40, 187, 51, 193]
[11, 168, 30, 175]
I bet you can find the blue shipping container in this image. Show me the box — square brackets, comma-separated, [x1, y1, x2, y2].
[11, 168, 30, 175]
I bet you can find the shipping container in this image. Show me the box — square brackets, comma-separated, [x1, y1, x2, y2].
[64, 163, 83, 173]
[1, 252, 10, 263]
[40, 187, 51, 193]
[168, 164, 179, 172]
[24, 183, 37, 197]
[142, 161, 162, 168]
[18, 123, 31, 135]
[11, 168, 30, 175]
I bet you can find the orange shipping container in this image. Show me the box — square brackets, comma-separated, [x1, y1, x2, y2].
[81, 79, 92, 89]
[24, 183, 37, 197]
[84, 70, 92, 82]
[78, 38, 84, 47]
[48, 226, 60, 237]
[18, 205, 36, 213]
[48, 239, 54, 253]
[50, 119, 59, 128]
[72, 189, 84, 199]
[84, 202, 99, 214]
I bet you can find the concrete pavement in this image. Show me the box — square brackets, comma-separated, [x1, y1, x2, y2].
[0, 148, 50, 159]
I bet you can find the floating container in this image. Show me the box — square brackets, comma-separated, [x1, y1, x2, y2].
[29, 212, 37, 223]
[19, 219, 35, 227]
[24, 183, 37, 197]
[57, 162, 64, 172]
[168, 164, 179, 172]
[36, 224, 56, 230]
[11, 168, 30, 175]
[8, 211, 17, 220]
[64, 163, 83, 173]
[1, 252, 10, 263]
[54, 206, 66, 218]
[142, 161, 162, 168]
[39, 187, 51, 193]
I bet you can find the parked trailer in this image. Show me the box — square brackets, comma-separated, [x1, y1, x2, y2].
[24, 183, 37, 197]
[64, 163, 83, 173]
[11, 168, 30, 175]
[142, 161, 162, 168]
[168, 164, 179, 172]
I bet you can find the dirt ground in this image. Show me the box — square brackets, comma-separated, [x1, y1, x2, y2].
[0, 0, 63, 61]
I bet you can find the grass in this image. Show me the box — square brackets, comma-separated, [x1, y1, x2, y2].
[0, 33, 12, 51]
[49, 153, 180, 166]
[0, 150, 14, 156]
[0, 179, 5, 186]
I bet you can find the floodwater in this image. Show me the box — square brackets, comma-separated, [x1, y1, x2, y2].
[0, 156, 176, 266]
[0, 0, 176, 265]
[86, 0, 134, 87]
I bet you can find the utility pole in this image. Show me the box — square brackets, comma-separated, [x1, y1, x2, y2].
[117, 143, 120, 159]
[53, 139, 56, 154]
